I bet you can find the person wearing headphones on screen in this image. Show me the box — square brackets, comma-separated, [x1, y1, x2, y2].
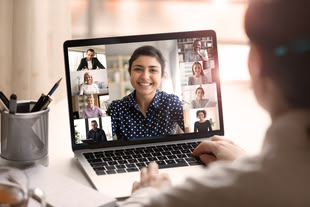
[120, 0, 310, 206]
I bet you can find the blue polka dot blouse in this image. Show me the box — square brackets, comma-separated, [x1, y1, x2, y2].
[110, 90, 185, 140]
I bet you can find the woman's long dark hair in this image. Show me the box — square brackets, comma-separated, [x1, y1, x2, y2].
[245, 0, 310, 108]
[128, 45, 165, 77]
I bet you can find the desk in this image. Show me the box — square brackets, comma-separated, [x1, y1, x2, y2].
[47, 81, 270, 189]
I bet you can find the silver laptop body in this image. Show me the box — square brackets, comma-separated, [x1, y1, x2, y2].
[63, 30, 224, 198]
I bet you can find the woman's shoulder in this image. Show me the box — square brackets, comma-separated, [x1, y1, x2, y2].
[160, 91, 181, 103]
[191, 99, 197, 103]
[110, 99, 123, 115]
[110, 98, 124, 107]
[110, 93, 133, 107]
[93, 105, 100, 110]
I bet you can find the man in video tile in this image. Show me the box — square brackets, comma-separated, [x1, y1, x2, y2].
[86, 120, 107, 143]
[77, 48, 105, 71]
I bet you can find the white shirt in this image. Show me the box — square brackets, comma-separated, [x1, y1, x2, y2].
[187, 50, 208, 62]
[79, 83, 99, 95]
[87, 60, 93, 69]
[120, 110, 310, 206]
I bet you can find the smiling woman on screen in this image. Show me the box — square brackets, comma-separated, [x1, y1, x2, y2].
[109, 46, 185, 140]
[191, 87, 209, 109]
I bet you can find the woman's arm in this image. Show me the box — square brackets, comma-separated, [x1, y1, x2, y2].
[191, 100, 196, 108]
[109, 101, 119, 138]
[188, 77, 193, 85]
[82, 108, 87, 118]
[98, 107, 105, 117]
[194, 122, 198, 132]
[79, 85, 84, 95]
[174, 96, 185, 132]
[207, 120, 213, 132]
[202, 74, 208, 84]
[94, 84, 99, 93]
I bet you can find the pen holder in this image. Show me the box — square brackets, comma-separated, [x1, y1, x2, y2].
[1, 101, 49, 166]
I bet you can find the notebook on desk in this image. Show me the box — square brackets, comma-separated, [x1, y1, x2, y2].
[63, 30, 224, 198]
[25, 165, 116, 207]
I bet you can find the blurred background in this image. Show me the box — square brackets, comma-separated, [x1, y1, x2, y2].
[0, 0, 269, 153]
[71, 0, 250, 81]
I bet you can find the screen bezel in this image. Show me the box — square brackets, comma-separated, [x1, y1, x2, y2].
[63, 30, 224, 151]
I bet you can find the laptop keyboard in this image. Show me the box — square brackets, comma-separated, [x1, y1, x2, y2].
[83, 141, 203, 175]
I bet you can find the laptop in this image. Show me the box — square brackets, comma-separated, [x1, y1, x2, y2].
[63, 30, 224, 198]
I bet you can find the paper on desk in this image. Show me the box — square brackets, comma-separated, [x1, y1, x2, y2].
[25, 165, 117, 207]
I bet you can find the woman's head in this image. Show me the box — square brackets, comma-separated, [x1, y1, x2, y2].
[86, 95, 94, 108]
[128, 45, 165, 77]
[193, 40, 202, 52]
[245, 0, 310, 108]
[192, 62, 203, 77]
[84, 72, 93, 85]
[195, 87, 205, 100]
[196, 110, 206, 120]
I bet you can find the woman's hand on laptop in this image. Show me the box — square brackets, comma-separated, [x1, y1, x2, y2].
[132, 162, 171, 193]
[192, 136, 247, 165]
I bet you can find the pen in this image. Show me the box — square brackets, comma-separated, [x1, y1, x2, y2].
[8, 175, 54, 207]
[0, 91, 9, 109]
[9, 94, 17, 114]
[32, 188, 54, 207]
[31, 94, 49, 112]
[31, 78, 62, 112]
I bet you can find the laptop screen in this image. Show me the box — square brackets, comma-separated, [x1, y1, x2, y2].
[64, 30, 224, 150]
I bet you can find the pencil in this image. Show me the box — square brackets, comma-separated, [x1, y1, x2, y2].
[48, 78, 62, 96]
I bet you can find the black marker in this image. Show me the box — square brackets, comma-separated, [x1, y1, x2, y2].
[9, 94, 17, 114]
[31, 78, 62, 112]
[0, 91, 9, 109]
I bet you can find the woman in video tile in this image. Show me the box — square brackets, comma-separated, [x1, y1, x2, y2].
[110, 45, 185, 140]
[191, 87, 209, 109]
[194, 109, 212, 133]
[187, 40, 208, 65]
[79, 72, 99, 95]
[188, 62, 208, 85]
